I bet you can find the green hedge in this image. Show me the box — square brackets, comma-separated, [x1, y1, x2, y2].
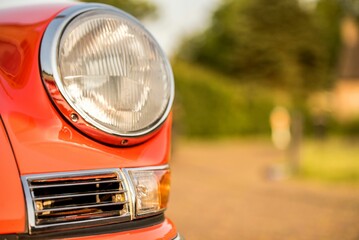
[172, 61, 275, 138]
[172, 61, 359, 139]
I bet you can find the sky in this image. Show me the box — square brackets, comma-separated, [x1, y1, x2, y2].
[144, 0, 220, 56]
[0, 0, 221, 56]
[144, 0, 317, 55]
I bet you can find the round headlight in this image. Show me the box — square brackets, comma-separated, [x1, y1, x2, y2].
[40, 4, 174, 145]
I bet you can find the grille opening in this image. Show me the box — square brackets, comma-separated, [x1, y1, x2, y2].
[36, 202, 127, 225]
[24, 170, 131, 230]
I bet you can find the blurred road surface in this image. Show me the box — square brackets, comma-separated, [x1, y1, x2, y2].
[167, 140, 359, 240]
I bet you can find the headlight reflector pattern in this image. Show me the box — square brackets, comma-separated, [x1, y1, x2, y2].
[40, 4, 174, 144]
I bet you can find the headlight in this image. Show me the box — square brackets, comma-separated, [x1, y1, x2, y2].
[125, 166, 170, 217]
[40, 4, 174, 146]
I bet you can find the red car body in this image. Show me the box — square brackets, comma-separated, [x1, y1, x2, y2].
[0, 2, 179, 239]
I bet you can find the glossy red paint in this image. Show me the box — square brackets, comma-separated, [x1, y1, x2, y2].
[0, 3, 172, 175]
[43, 76, 167, 146]
[0, 118, 26, 234]
[70, 219, 177, 240]
[0, 4, 70, 234]
[0, 3, 175, 238]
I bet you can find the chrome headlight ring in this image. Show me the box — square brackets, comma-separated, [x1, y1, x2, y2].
[40, 3, 174, 146]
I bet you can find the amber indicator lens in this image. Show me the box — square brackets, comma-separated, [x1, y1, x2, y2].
[129, 168, 170, 216]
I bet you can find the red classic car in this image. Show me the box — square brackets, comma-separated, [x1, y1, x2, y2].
[0, 2, 181, 239]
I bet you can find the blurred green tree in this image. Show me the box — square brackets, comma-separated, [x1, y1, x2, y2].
[81, 0, 156, 19]
[342, 0, 359, 17]
[314, 0, 343, 87]
[177, 0, 341, 104]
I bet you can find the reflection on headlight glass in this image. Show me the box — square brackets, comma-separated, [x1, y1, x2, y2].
[58, 11, 172, 134]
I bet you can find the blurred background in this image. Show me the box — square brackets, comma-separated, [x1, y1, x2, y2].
[4, 0, 359, 238]
[83, 0, 359, 239]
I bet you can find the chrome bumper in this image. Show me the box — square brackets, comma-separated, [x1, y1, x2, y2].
[173, 233, 184, 240]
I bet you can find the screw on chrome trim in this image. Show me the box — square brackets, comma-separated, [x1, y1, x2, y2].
[35, 201, 43, 211]
[121, 139, 128, 145]
[43, 200, 54, 208]
[70, 113, 79, 122]
[113, 193, 125, 203]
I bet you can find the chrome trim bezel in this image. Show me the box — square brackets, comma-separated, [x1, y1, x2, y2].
[172, 233, 185, 240]
[122, 165, 170, 218]
[40, 3, 175, 146]
[21, 168, 132, 234]
[21, 165, 170, 234]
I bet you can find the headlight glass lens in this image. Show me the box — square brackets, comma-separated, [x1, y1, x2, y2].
[57, 9, 173, 136]
[128, 168, 171, 216]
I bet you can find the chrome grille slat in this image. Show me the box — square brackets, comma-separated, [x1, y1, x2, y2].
[29, 179, 121, 189]
[35, 201, 129, 213]
[33, 190, 126, 200]
[22, 169, 131, 234]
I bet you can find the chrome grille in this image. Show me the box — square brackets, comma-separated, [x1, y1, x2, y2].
[22, 169, 131, 233]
